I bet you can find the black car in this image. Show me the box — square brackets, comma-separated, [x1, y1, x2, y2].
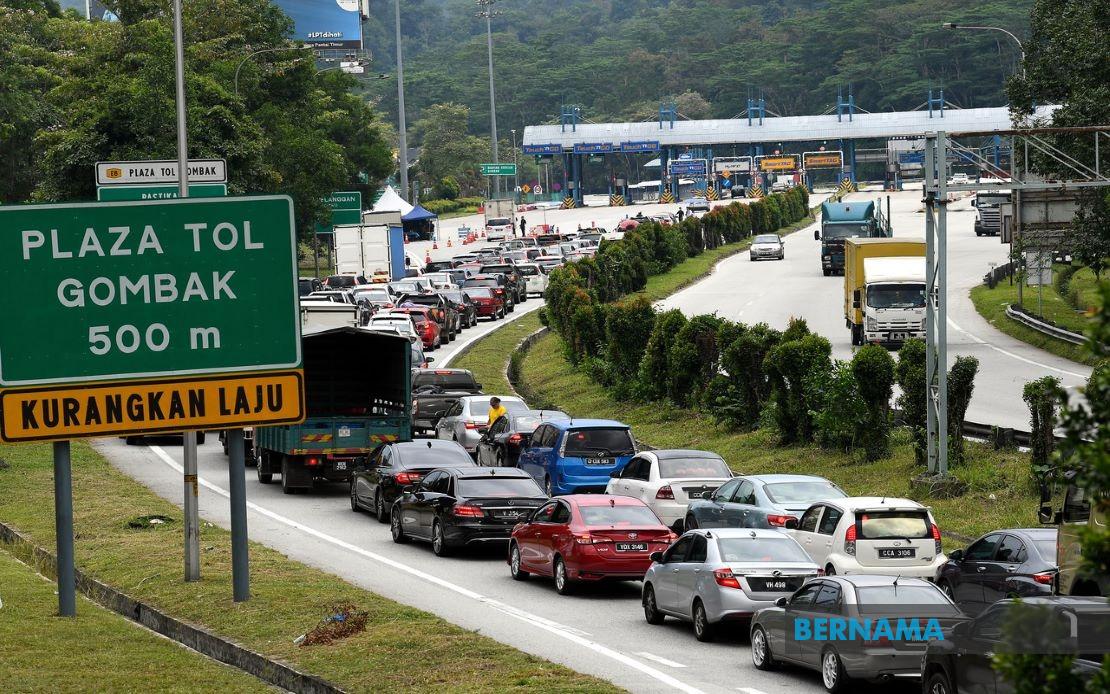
[936, 528, 1058, 616]
[463, 274, 514, 312]
[350, 440, 476, 522]
[479, 263, 526, 303]
[475, 410, 570, 468]
[298, 277, 323, 296]
[389, 467, 547, 555]
[425, 260, 459, 272]
[922, 596, 1110, 694]
[398, 293, 460, 341]
[441, 289, 478, 329]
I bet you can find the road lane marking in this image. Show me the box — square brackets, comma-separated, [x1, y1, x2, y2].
[737, 688, 770, 694]
[635, 652, 687, 668]
[440, 301, 543, 368]
[947, 317, 1087, 379]
[147, 445, 705, 694]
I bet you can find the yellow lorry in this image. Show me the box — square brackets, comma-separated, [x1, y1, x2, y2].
[843, 238, 927, 346]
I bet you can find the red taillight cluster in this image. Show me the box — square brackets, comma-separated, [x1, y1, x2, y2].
[713, 568, 741, 589]
[508, 433, 522, 444]
[766, 514, 796, 527]
[844, 524, 857, 556]
[305, 456, 321, 467]
[453, 504, 484, 518]
[573, 533, 599, 545]
[1032, 571, 1055, 585]
[931, 523, 942, 555]
[655, 485, 674, 500]
[464, 421, 483, 430]
[394, 471, 421, 485]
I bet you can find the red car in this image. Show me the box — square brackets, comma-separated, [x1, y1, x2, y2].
[462, 287, 506, 320]
[390, 306, 442, 349]
[508, 495, 676, 595]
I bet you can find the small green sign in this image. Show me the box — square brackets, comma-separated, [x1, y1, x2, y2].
[97, 184, 228, 201]
[322, 191, 362, 211]
[0, 196, 301, 386]
[480, 163, 517, 176]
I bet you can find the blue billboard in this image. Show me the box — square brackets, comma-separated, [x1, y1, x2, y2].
[275, 0, 363, 49]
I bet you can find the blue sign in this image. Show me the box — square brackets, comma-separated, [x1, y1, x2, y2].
[523, 143, 562, 155]
[573, 143, 613, 154]
[620, 141, 660, 153]
[669, 159, 708, 176]
[273, 0, 363, 49]
[898, 152, 925, 164]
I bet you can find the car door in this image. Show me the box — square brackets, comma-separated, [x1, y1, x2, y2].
[981, 534, 1024, 606]
[790, 505, 825, 563]
[770, 582, 822, 664]
[675, 533, 709, 619]
[518, 424, 549, 484]
[722, 480, 757, 527]
[655, 535, 693, 613]
[956, 534, 1002, 614]
[802, 581, 843, 666]
[810, 504, 843, 567]
[410, 471, 445, 539]
[366, 445, 393, 502]
[435, 401, 461, 439]
[693, 478, 741, 527]
[615, 457, 649, 499]
[477, 417, 505, 466]
[535, 501, 572, 572]
[354, 444, 384, 506]
[518, 502, 557, 570]
[954, 605, 1008, 694]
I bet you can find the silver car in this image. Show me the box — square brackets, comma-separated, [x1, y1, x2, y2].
[434, 395, 528, 452]
[642, 528, 820, 642]
[749, 234, 785, 261]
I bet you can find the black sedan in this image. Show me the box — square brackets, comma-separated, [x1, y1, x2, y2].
[350, 440, 476, 522]
[441, 288, 478, 329]
[935, 527, 1058, 616]
[475, 410, 569, 468]
[390, 467, 547, 556]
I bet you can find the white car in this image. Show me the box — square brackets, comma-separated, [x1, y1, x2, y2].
[605, 450, 734, 531]
[485, 217, 513, 241]
[787, 496, 946, 579]
[518, 263, 548, 296]
[950, 173, 971, 185]
[367, 314, 418, 340]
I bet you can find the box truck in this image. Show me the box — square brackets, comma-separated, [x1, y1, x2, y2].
[817, 200, 892, 275]
[334, 223, 407, 281]
[483, 199, 516, 241]
[844, 238, 927, 346]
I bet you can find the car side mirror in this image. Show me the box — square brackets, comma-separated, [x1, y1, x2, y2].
[852, 289, 861, 309]
[948, 548, 964, 562]
[813, 229, 820, 240]
[609, 470, 622, 478]
[438, 495, 455, 507]
[784, 518, 799, 530]
[775, 597, 788, 608]
[649, 551, 664, 563]
[1038, 505, 1055, 524]
[474, 383, 483, 390]
[425, 357, 434, 364]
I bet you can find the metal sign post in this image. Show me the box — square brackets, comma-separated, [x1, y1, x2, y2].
[923, 132, 949, 477]
[53, 441, 76, 616]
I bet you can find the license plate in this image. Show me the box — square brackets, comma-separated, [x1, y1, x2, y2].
[684, 487, 713, 499]
[495, 511, 526, 520]
[888, 332, 908, 341]
[878, 547, 916, 559]
[749, 578, 800, 592]
[586, 457, 613, 466]
[615, 542, 648, 552]
[338, 426, 351, 437]
[334, 461, 347, 471]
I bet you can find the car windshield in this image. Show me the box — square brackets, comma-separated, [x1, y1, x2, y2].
[717, 537, 812, 563]
[326, 275, 356, 287]
[390, 283, 418, 293]
[395, 445, 475, 468]
[564, 428, 635, 456]
[579, 505, 660, 527]
[412, 372, 477, 389]
[867, 283, 926, 309]
[764, 480, 847, 504]
[487, 218, 511, 226]
[457, 476, 543, 498]
[518, 265, 539, 276]
[442, 291, 465, 303]
[753, 235, 779, 244]
[658, 457, 731, 479]
[298, 279, 315, 295]
[355, 289, 390, 301]
[855, 585, 959, 614]
[464, 279, 499, 288]
[466, 398, 527, 415]
[824, 224, 870, 240]
[482, 265, 513, 274]
[464, 287, 493, 298]
[858, 511, 931, 539]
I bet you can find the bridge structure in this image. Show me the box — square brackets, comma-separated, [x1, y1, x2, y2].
[521, 95, 1058, 205]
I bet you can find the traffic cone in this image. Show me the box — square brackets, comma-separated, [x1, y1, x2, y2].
[447, 237, 453, 247]
[424, 250, 432, 265]
[432, 240, 439, 250]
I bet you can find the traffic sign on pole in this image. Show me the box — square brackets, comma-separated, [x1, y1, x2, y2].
[480, 163, 517, 176]
[96, 159, 227, 186]
[97, 183, 227, 201]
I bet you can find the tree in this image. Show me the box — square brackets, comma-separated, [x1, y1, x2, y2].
[413, 102, 489, 197]
[1070, 190, 1110, 280]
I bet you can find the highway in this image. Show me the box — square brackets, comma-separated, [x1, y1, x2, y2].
[659, 189, 1092, 430]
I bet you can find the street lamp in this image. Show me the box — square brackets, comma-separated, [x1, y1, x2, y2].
[233, 45, 315, 97]
[511, 128, 518, 197]
[477, 0, 501, 198]
[942, 23, 1025, 76]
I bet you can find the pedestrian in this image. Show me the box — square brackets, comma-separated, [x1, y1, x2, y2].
[487, 396, 507, 425]
[677, 208, 685, 222]
[519, 216, 526, 237]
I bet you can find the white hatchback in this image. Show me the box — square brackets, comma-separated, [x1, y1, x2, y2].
[787, 496, 946, 579]
[605, 450, 733, 531]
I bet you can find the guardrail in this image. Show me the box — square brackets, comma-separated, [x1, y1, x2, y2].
[1005, 304, 1086, 345]
[983, 260, 1017, 288]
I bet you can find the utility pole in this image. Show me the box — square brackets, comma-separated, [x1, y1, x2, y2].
[511, 128, 519, 198]
[477, 0, 501, 198]
[394, 0, 410, 201]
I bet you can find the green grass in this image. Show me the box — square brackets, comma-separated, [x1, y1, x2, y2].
[0, 550, 270, 693]
[452, 311, 544, 394]
[0, 442, 618, 693]
[519, 331, 1038, 546]
[970, 278, 1097, 366]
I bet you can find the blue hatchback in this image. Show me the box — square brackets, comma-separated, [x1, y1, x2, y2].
[517, 419, 636, 496]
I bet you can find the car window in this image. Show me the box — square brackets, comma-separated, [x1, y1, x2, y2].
[624, 458, 649, 481]
[973, 607, 1008, 640]
[717, 537, 812, 563]
[687, 534, 708, 563]
[664, 536, 692, 563]
[855, 586, 960, 615]
[533, 502, 557, 522]
[857, 510, 931, 540]
[379, 447, 393, 468]
[798, 506, 823, 533]
[579, 505, 660, 526]
[550, 502, 571, 524]
[996, 536, 1026, 563]
[817, 507, 843, 536]
[420, 471, 444, 491]
[657, 456, 731, 479]
[732, 481, 757, 505]
[813, 583, 842, 613]
[563, 428, 635, 457]
[713, 479, 741, 502]
[790, 583, 822, 608]
[763, 480, 847, 504]
[456, 476, 543, 498]
[965, 534, 1003, 561]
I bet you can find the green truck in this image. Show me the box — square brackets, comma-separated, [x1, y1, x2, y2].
[255, 327, 412, 494]
[816, 199, 892, 275]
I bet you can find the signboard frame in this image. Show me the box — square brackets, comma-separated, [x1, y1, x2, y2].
[756, 155, 800, 172]
[480, 163, 517, 176]
[96, 158, 227, 186]
[802, 151, 844, 169]
[667, 159, 708, 177]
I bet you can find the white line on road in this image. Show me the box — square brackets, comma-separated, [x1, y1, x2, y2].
[947, 317, 1087, 379]
[634, 652, 687, 668]
[737, 688, 770, 694]
[147, 445, 705, 694]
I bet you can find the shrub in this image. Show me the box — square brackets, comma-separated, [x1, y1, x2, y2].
[667, 314, 723, 406]
[605, 296, 656, 381]
[434, 176, 460, 200]
[852, 344, 896, 460]
[765, 195, 783, 231]
[1023, 376, 1061, 479]
[420, 199, 461, 215]
[896, 339, 928, 465]
[947, 355, 980, 465]
[638, 310, 687, 400]
[720, 322, 782, 428]
[811, 361, 867, 452]
[765, 333, 832, 444]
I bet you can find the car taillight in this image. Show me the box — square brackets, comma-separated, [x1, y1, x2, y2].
[844, 524, 857, 556]
[766, 514, 796, 527]
[411, 399, 418, 414]
[655, 485, 674, 500]
[574, 533, 598, 545]
[713, 568, 741, 589]
[305, 457, 321, 466]
[464, 421, 482, 430]
[931, 523, 942, 555]
[1032, 571, 1055, 585]
[394, 471, 421, 485]
[508, 433, 522, 444]
[494, 288, 504, 295]
[816, 568, 826, 576]
[453, 505, 484, 517]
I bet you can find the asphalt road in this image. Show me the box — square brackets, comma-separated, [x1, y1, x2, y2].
[659, 189, 1092, 430]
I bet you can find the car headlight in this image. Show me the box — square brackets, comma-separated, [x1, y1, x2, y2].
[866, 318, 878, 330]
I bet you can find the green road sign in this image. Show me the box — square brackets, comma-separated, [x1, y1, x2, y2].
[96, 184, 228, 202]
[321, 191, 362, 227]
[0, 196, 301, 387]
[480, 163, 517, 176]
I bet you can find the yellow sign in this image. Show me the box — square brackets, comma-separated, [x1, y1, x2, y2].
[521, 184, 531, 194]
[1, 371, 304, 443]
[105, 167, 123, 180]
[721, 168, 731, 177]
[758, 156, 798, 171]
[804, 153, 843, 168]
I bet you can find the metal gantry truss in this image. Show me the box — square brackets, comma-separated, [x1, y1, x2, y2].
[920, 126, 1110, 476]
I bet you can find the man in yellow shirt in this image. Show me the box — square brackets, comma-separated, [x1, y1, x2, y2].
[487, 397, 507, 425]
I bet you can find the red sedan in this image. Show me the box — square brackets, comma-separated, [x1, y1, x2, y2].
[390, 306, 442, 349]
[508, 495, 675, 595]
[462, 287, 506, 320]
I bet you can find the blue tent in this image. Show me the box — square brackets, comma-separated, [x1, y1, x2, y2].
[402, 204, 437, 240]
[402, 204, 437, 222]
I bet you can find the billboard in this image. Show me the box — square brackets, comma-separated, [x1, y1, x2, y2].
[275, 0, 363, 49]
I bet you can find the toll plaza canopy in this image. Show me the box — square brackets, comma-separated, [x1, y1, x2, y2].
[522, 105, 1059, 150]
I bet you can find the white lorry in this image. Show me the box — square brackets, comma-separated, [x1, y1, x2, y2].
[483, 199, 516, 241]
[334, 223, 409, 281]
[856, 256, 927, 345]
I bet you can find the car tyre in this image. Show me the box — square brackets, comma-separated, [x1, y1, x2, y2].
[391, 506, 409, 544]
[375, 490, 390, 523]
[643, 585, 665, 625]
[545, 476, 555, 497]
[554, 557, 574, 595]
[693, 599, 715, 642]
[685, 514, 698, 530]
[509, 542, 529, 581]
[751, 625, 778, 671]
[349, 481, 360, 512]
[281, 457, 296, 495]
[256, 451, 273, 484]
[432, 519, 451, 557]
[927, 671, 954, 694]
[821, 647, 849, 693]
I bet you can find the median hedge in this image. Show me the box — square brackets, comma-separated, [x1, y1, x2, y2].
[542, 186, 982, 464]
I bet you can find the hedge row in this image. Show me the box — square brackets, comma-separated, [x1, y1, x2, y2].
[419, 196, 484, 215]
[542, 186, 980, 462]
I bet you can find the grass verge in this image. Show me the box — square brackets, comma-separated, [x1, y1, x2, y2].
[0, 549, 270, 693]
[0, 442, 617, 693]
[970, 279, 1096, 366]
[451, 311, 544, 395]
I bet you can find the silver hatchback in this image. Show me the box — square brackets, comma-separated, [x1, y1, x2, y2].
[642, 528, 819, 642]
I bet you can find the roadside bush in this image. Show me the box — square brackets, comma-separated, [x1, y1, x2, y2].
[765, 196, 784, 231]
[569, 301, 607, 363]
[765, 332, 832, 444]
[605, 296, 656, 383]
[852, 345, 896, 460]
[1023, 376, 1061, 479]
[749, 200, 770, 234]
[896, 339, 928, 465]
[811, 362, 867, 452]
[667, 314, 723, 406]
[421, 199, 460, 215]
[638, 310, 688, 400]
[720, 322, 782, 428]
[434, 176, 460, 200]
[947, 356, 980, 466]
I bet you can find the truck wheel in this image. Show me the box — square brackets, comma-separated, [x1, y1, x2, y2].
[851, 325, 863, 346]
[822, 268, 831, 277]
[281, 456, 297, 495]
[256, 453, 273, 484]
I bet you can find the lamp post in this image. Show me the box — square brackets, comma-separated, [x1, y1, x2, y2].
[942, 23, 1025, 76]
[394, 0, 410, 201]
[511, 128, 518, 199]
[234, 45, 315, 97]
[477, 0, 501, 198]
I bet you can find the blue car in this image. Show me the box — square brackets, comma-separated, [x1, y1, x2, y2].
[517, 419, 636, 496]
